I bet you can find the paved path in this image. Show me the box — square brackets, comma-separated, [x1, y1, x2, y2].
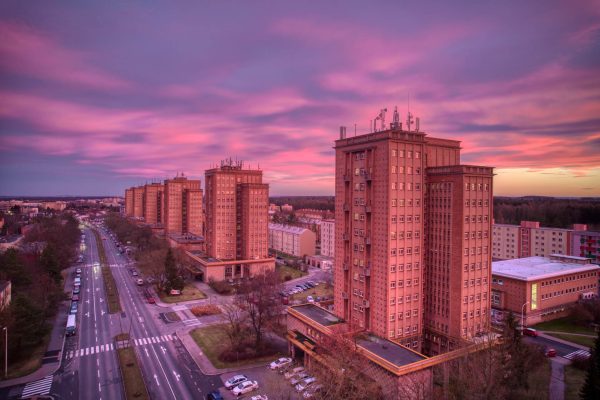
[549, 358, 567, 400]
[542, 330, 596, 337]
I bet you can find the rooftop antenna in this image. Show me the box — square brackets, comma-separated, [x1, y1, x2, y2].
[354, 123, 357, 136]
[406, 93, 414, 132]
[392, 106, 400, 129]
[373, 108, 387, 132]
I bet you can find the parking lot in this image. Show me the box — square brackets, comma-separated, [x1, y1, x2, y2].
[215, 358, 321, 399]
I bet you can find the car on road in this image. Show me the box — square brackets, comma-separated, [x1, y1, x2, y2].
[225, 374, 249, 389]
[269, 357, 292, 370]
[73, 285, 80, 294]
[523, 328, 538, 337]
[545, 348, 557, 357]
[232, 380, 259, 396]
[205, 391, 224, 400]
[70, 302, 78, 314]
[295, 376, 316, 392]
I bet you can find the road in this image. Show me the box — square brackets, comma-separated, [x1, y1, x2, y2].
[99, 227, 222, 399]
[523, 334, 587, 358]
[53, 227, 124, 400]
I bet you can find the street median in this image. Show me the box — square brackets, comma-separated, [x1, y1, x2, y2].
[93, 230, 122, 313]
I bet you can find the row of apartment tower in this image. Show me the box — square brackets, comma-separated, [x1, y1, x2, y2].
[333, 126, 494, 354]
[124, 162, 270, 262]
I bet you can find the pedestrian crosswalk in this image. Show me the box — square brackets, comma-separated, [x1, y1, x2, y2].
[564, 349, 590, 360]
[133, 334, 174, 346]
[21, 375, 53, 399]
[182, 318, 202, 327]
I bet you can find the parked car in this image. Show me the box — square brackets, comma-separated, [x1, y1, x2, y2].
[269, 357, 292, 370]
[136, 279, 144, 286]
[205, 391, 224, 400]
[132, 271, 139, 276]
[72, 294, 80, 302]
[70, 302, 78, 314]
[73, 285, 80, 294]
[74, 277, 81, 286]
[303, 384, 323, 398]
[225, 375, 248, 389]
[76, 268, 82, 274]
[290, 372, 309, 385]
[250, 396, 269, 400]
[306, 296, 315, 303]
[232, 380, 259, 396]
[147, 296, 155, 304]
[306, 281, 316, 288]
[285, 366, 304, 379]
[523, 328, 538, 337]
[295, 377, 316, 392]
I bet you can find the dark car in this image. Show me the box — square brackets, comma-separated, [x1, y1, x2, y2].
[206, 390, 224, 400]
[72, 294, 80, 302]
[73, 286, 81, 294]
[523, 328, 538, 337]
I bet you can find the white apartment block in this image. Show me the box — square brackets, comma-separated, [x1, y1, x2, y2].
[320, 219, 335, 257]
[268, 223, 316, 257]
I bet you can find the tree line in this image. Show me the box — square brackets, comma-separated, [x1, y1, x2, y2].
[0, 213, 80, 374]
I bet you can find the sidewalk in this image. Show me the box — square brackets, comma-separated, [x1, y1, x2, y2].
[0, 269, 73, 388]
[549, 358, 568, 400]
[538, 331, 592, 350]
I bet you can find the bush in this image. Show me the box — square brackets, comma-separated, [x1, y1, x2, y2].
[218, 341, 279, 362]
[208, 278, 235, 295]
[190, 304, 221, 317]
[284, 274, 292, 281]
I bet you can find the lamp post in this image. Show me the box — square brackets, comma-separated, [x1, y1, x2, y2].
[521, 301, 530, 335]
[2, 327, 7, 378]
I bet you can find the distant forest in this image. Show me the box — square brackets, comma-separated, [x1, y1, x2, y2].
[270, 196, 600, 231]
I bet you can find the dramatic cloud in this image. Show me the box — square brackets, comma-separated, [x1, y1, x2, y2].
[0, 1, 599, 196]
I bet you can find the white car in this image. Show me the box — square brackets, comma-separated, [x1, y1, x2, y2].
[225, 375, 248, 389]
[232, 380, 258, 396]
[250, 396, 269, 400]
[290, 372, 309, 385]
[295, 377, 316, 392]
[269, 357, 292, 370]
[303, 384, 323, 398]
[307, 296, 314, 303]
[285, 366, 304, 379]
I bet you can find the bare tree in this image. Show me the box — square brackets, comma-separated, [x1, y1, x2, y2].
[220, 301, 247, 351]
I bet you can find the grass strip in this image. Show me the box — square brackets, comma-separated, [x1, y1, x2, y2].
[93, 230, 122, 313]
[116, 339, 149, 400]
[157, 283, 207, 303]
[564, 365, 587, 400]
[546, 332, 594, 348]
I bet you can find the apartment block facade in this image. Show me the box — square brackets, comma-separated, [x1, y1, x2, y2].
[143, 183, 164, 225]
[124, 188, 134, 217]
[268, 223, 316, 257]
[491, 221, 593, 260]
[132, 186, 144, 218]
[320, 219, 335, 257]
[334, 126, 493, 353]
[571, 230, 600, 261]
[163, 176, 203, 236]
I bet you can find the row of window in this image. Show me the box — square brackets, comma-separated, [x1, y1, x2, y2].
[463, 292, 488, 303]
[391, 278, 420, 288]
[390, 309, 419, 321]
[392, 197, 421, 206]
[463, 277, 488, 287]
[391, 263, 420, 272]
[391, 166, 421, 175]
[463, 247, 489, 255]
[390, 293, 420, 304]
[462, 308, 487, 319]
[465, 199, 490, 207]
[388, 326, 419, 339]
[391, 247, 420, 256]
[542, 283, 597, 299]
[391, 149, 421, 159]
[391, 231, 420, 239]
[464, 215, 490, 223]
[541, 272, 598, 287]
[464, 231, 489, 239]
[391, 215, 421, 223]
[465, 183, 490, 191]
[463, 262, 489, 271]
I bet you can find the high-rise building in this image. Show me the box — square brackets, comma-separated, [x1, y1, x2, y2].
[132, 186, 145, 218]
[143, 183, 164, 225]
[163, 176, 203, 236]
[198, 160, 274, 279]
[321, 219, 335, 257]
[124, 188, 134, 216]
[334, 121, 493, 353]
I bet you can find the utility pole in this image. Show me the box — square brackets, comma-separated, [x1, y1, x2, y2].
[3, 326, 7, 378]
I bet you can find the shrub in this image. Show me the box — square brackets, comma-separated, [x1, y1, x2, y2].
[284, 274, 293, 281]
[208, 278, 235, 295]
[190, 304, 221, 317]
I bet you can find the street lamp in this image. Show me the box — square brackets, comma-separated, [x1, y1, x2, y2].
[2, 327, 7, 378]
[521, 301, 530, 335]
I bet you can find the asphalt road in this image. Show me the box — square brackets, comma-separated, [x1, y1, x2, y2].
[523, 334, 582, 357]
[99, 227, 222, 399]
[52, 228, 124, 400]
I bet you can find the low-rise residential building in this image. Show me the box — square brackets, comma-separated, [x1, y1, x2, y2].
[571, 229, 600, 262]
[491, 254, 600, 326]
[268, 223, 316, 257]
[320, 219, 335, 258]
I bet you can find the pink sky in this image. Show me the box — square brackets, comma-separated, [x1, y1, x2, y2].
[0, 1, 599, 196]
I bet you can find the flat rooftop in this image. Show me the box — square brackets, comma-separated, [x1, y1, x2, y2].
[291, 304, 343, 327]
[493, 256, 600, 281]
[357, 334, 426, 367]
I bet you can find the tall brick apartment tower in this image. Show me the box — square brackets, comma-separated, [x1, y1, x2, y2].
[334, 110, 493, 354]
[132, 186, 145, 218]
[204, 160, 270, 263]
[124, 188, 134, 216]
[143, 183, 164, 225]
[163, 176, 203, 236]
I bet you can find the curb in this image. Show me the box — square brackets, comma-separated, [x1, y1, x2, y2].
[538, 331, 592, 351]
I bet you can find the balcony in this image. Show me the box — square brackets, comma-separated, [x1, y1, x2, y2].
[343, 263, 349, 271]
[362, 299, 370, 308]
[365, 205, 372, 213]
[343, 203, 350, 212]
[364, 267, 371, 277]
[343, 233, 350, 241]
[365, 236, 371, 245]
[342, 292, 348, 299]
[343, 174, 351, 182]
[364, 172, 372, 181]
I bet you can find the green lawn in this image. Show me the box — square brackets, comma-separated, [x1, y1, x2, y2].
[534, 317, 596, 336]
[276, 264, 307, 281]
[564, 365, 587, 400]
[291, 284, 333, 302]
[546, 333, 595, 348]
[157, 283, 206, 303]
[190, 324, 283, 369]
[117, 346, 149, 400]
